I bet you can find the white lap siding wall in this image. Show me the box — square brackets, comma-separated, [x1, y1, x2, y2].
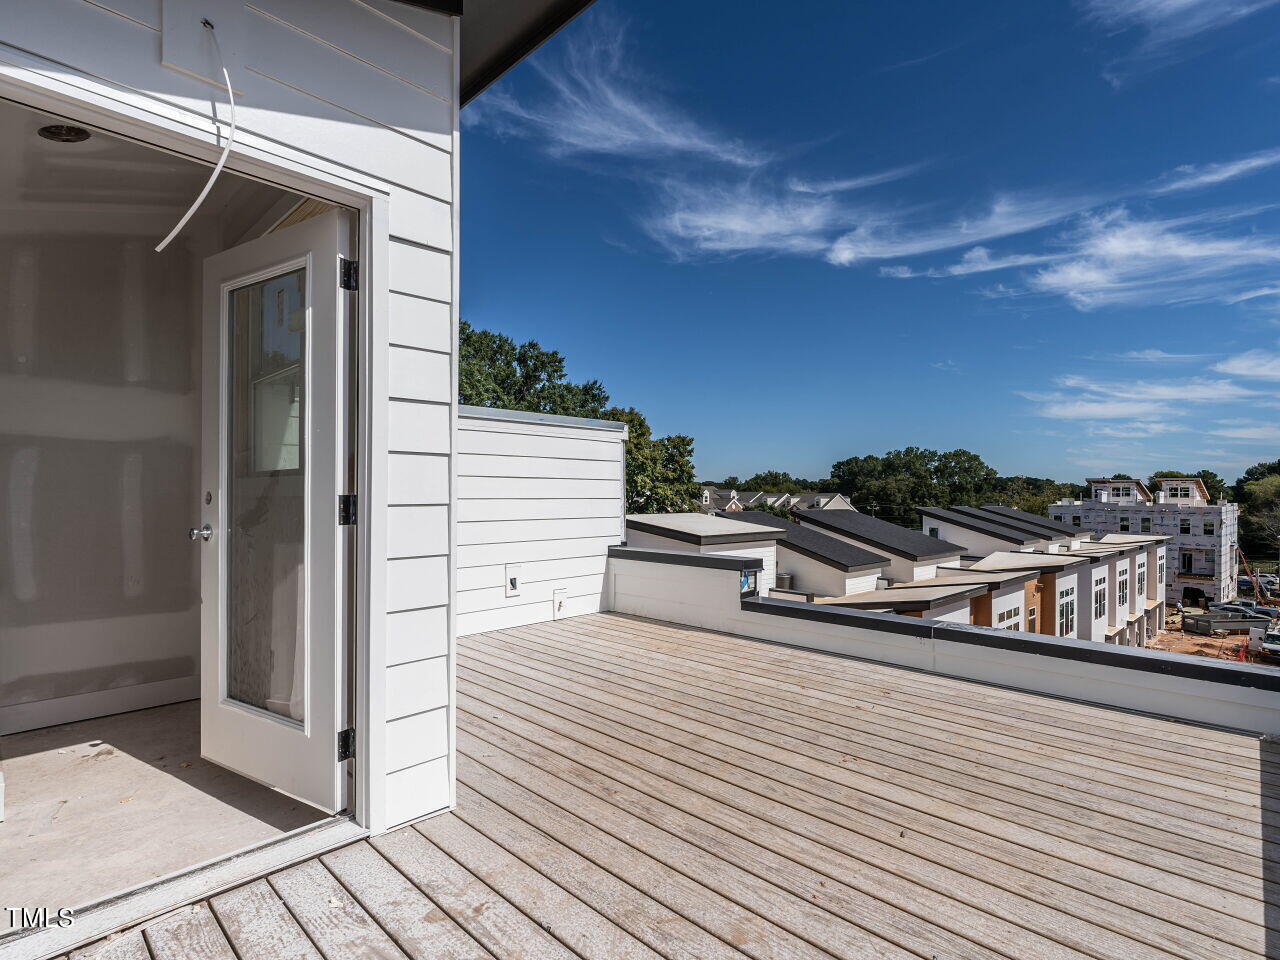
[455, 408, 626, 636]
[3, 0, 459, 830]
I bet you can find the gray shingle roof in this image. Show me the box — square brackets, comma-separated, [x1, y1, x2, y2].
[980, 504, 1082, 537]
[722, 512, 887, 572]
[918, 507, 1039, 545]
[795, 509, 965, 561]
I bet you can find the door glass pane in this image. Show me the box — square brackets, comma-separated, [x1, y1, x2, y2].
[226, 268, 306, 722]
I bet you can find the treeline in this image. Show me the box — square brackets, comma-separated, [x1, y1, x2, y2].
[708, 447, 1084, 524]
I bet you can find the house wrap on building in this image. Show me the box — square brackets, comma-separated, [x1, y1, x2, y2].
[1050, 477, 1238, 604]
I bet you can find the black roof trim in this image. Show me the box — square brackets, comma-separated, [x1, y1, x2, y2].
[918, 507, 1038, 544]
[795, 510, 965, 561]
[626, 516, 785, 546]
[741, 597, 1280, 693]
[609, 546, 763, 572]
[396, 0, 463, 13]
[460, 0, 597, 105]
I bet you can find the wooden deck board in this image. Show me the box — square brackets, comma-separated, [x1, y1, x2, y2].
[466, 627, 1274, 885]
[69, 613, 1279, 960]
[457, 639, 1268, 952]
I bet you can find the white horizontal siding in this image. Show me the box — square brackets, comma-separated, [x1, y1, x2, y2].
[457, 453, 621, 480]
[455, 413, 625, 637]
[7, 0, 460, 833]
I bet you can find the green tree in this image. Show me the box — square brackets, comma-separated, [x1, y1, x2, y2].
[1148, 469, 1229, 502]
[458, 321, 697, 513]
[1233, 460, 1280, 502]
[603, 407, 699, 514]
[829, 447, 998, 523]
[458, 320, 609, 417]
[742, 501, 795, 520]
[741, 470, 812, 494]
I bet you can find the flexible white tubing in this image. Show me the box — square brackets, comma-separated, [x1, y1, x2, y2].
[155, 20, 237, 253]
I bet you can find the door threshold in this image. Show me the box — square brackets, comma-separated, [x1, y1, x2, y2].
[1, 814, 366, 960]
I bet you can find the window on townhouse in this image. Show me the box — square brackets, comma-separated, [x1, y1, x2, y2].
[1121, 485, 1131, 497]
[1117, 569, 1129, 608]
[1203, 519, 1214, 535]
[1140, 517, 1151, 533]
[927, 526, 940, 538]
[1072, 515, 1081, 527]
[1052, 514, 1063, 522]
[1158, 559, 1165, 586]
[1119, 516, 1130, 532]
[996, 606, 1022, 629]
[1058, 586, 1076, 636]
[1205, 549, 1216, 567]
[1027, 606, 1037, 633]
[1093, 576, 1106, 620]
[1179, 518, 1191, 534]
[1137, 567, 1146, 598]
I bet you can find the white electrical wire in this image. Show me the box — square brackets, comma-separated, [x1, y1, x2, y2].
[155, 19, 237, 253]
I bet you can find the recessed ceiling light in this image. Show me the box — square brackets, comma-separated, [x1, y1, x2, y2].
[38, 124, 91, 143]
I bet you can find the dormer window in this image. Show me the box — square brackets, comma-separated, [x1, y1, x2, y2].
[702, 491, 710, 504]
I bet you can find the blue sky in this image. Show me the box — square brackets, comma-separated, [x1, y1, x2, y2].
[460, 0, 1280, 484]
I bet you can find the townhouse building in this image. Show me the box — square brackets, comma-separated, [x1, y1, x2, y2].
[1051, 476, 1238, 604]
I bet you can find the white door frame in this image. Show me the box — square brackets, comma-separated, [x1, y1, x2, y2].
[0, 59, 387, 832]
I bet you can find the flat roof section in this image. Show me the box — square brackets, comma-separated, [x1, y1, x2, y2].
[821, 582, 988, 611]
[967, 551, 1091, 573]
[626, 513, 785, 546]
[796, 510, 966, 561]
[723, 512, 887, 572]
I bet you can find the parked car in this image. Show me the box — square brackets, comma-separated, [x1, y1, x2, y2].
[1210, 601, 1279, 618]
[1229, 598, 1280, 618]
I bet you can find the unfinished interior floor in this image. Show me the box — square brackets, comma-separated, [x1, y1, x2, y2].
[0, 700, 327, 925]
[52, 612, 1278, 960]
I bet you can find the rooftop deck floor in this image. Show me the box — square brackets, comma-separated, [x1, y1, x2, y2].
[71, 612, 1277, 960]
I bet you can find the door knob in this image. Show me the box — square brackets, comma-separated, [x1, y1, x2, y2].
[189, 524, 213, 542]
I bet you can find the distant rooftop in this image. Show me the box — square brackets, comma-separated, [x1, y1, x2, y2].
[967, 551, 1089, 572]
[918, 507, 1040, 545]
[796, 509, 965, 561]
[626, 512, 785, 546]
[722, 511, 886, 572]
[982, 504, 1082, 537]
[825, 582, 986, 611]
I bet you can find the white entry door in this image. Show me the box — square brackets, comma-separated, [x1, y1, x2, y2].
[197, 209, 352, 813]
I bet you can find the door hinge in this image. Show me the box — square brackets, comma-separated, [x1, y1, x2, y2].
[339, 258, 359, 290]
[337, 727, 356, 762]
[338, 493, 358, 526]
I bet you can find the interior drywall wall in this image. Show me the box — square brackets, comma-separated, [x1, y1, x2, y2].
[0, 232, 202, 734]
[455, 410, 625, 636]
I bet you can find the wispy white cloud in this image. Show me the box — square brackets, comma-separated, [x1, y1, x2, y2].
[1211, 418, 1280, 440]
[1150, 147, 1280, 193]
[1114, 348, 1215, 361]
[1222, 285, 1280, 303]
[465, 23, 765, 168]
[1026, 207, 1280, 308]
[1056, 373, 1258, 401]
[1024, 395, 1171, 420]
[826, 193, 1093, 266]
[1213, 348, 1280, 379]
[643, 178, 857, 259]
[880, 245, 1063, 278]
[786, 164, 925, 195]
[1087, 420, 1185, 437]
[1079, 0, 1280, 81]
